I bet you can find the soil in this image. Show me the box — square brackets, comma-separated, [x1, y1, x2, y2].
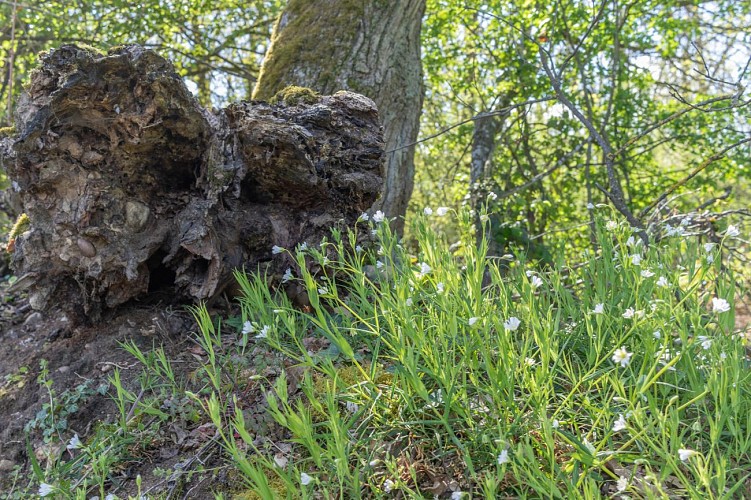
[0, 274, 242, 498]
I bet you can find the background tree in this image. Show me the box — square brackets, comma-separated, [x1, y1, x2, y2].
[252, 0, 426, 232]
[0, 0, 284, 123]
[415, 0, 751, 255]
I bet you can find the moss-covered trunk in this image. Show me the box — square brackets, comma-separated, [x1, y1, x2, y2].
[253, 0, 425, 232]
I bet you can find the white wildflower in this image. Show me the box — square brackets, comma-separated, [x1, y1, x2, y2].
[697, 336, 712, 350]
[405, 297, 413, 307]
[587, 203, 595, 210]
[530, 275, 543, 289]
[255, 325, 270, 339]
[423, 206, 433, 216]
[656, 276, 669, 288]
[436, 207, 450, 216]
[67, 433, 82, 451]
[376, 260, 384, 270]
[355, 245, 363, 253]
[488, 191, 498, 200]
[706, 254, 714, 264]
[451, 492, 464, 500]
[358, 212, 369, 222]
[383, 479, 395, 492]
[504, 317, 521, 331]
[612, 347, 633, 368]
[436, 282, 445, 294]
[606, 220, 618, 231]
[725, 225, 740, 238]
[468, 317, 479, 326]
[525, 357, 536, 367]
[346, 401, 359, 413]
[282, 268, 293, 283]
[678, 448, 697, 461]
[38, 484, 55, 497]
[298, 242, 309, 251]
[612, 414, 627, 432]
[704, 243, 716, 252]
[617, 476, 628, 492]
[712, 297, 730, 313]
[242, 321, 255, 335]
[592, 303, 605, 315]
[417, 262, 431, 278]
[622, 308, 635, 319]
[318, 287, 328, 295]
[372, 210, 386, 223]
[552, 419, 560, 428]
[630, 254, 642, 266]
[271, 245, 285, 255]
[300, 472, 313, 486]
[653, 330, 661, 339]
[640, 269, 654, 278]
[496, 448, 511, 464]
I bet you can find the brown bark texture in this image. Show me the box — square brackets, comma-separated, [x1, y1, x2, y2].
[0, 45, 384, 319]
[252, 0, 425, 232]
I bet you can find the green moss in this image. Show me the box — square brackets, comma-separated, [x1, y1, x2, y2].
[6, 213, 29, 253]
[74, 43, 106, 56]
[270, 85, 320, 106]
[0, 126, 16, 137]
[8, 213, 29, 241]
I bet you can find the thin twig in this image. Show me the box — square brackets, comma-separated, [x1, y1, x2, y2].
[639, 136, 751, 218]
[384, 97, 555, 153]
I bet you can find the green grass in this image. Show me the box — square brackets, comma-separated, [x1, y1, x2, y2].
[10, 206, 750, 499]
[205, 207, 750, 498]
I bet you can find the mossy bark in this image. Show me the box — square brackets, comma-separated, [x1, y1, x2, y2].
[253, 0, 425, 232]
[2, 45, 384, 320]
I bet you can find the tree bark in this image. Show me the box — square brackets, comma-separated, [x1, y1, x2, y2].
[252, 0, 425, 233]
[1, 45, 384, 320]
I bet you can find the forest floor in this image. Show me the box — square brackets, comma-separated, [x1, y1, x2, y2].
[0, 277, 254, 498]
[1, 258, 750, 498]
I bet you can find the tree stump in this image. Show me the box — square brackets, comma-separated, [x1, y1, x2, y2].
[0, 45, 384, 319]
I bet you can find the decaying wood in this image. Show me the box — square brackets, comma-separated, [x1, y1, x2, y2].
[1, 45, 384, 319]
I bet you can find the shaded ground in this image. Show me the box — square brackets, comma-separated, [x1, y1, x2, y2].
[0, 275, 247, 497]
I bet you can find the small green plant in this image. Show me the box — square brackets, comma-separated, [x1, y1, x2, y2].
[24, 360, 104, 443]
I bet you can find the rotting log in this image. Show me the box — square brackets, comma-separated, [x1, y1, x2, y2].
[0, 45, 384, 319]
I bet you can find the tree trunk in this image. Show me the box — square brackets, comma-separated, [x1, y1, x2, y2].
[252, 0, 425, 232]
[1, 45, 384, 320]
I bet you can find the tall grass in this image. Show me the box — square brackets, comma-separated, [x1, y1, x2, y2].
[204, 206, 750, 498]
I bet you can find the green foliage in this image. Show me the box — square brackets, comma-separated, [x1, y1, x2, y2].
[210, 207, 750, 497]
[23, 360, 104, 444]
[414, 0, 751, 252]
[0, 0, 284, 123]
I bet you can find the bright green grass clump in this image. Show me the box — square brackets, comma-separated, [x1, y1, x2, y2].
[205, 207, 749, 499]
